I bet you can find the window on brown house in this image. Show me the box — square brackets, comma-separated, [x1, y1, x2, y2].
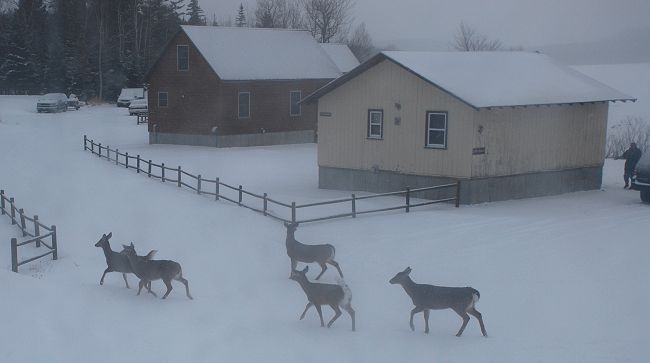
[158, 92, 168, 108]
[238, 92, 250, 119]
[177, 45, 189, 71]
[290, 90, 301, 116]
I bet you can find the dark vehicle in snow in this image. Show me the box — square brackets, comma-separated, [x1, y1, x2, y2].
[630, 152, 650, 203]
[36, 93, 68, 113]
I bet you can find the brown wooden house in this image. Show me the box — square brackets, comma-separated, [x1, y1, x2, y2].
[145, 26, 344, 147]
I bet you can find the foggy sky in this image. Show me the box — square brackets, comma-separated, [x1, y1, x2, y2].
[200, 0, 650, 48]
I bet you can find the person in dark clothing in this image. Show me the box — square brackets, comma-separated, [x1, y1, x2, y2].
[620, 142, 642, 188]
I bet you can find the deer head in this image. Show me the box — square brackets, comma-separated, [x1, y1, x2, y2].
[94, 232, 113, 247]
[289, 266, 309, 282]
[389, 267, 412, 284]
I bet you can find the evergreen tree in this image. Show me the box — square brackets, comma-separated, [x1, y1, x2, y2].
[186, 0, 205, 25]
[235, 3, 246, 27]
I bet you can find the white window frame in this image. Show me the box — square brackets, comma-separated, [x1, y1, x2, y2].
[425, 111, 447, 149]
[177, 45, 189, 71]
[238, 92, 250, 119]
[290, 90, 302, 116]
[158, 92, 168, 108]
[367, 109, 383, 139]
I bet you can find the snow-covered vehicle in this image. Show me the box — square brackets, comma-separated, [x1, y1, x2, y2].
[37, 93, 68, 113]
[117, 88, 145, 107]
[630, 152, 650, 203]
[67, 94, 80, 110]
[128, 98, 148, 115]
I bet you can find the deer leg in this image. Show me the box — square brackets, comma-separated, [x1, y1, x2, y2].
[423, 309, 430, 334]
[137, 280, 145, 296]
[99, 268, 111, 285]
[300, 302, 313, 320]
[290, 259, 297, 277]
[410, 307, 424, 331]
[315, 262, 328, 280]
[468, 307, 488, 337]
[454, 309, 471, 337]
[327, 304, 342, 328]
[145, 281, 158, 297]
[122, 273, 130, 289]
[175, 276, 193, 300]
[328, 260, 344, 278]
[342, 304, 356, 332]
[161, 279, 173, 299]
[315, 304, 325, 327]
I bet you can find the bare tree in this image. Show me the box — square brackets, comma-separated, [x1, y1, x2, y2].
[606, 116, 650, 158]
[301, 0, 354, 43]
[346, 22, 374, 61]
[453, 21, 502, 51]
[254, 0, 301, 28]
[0, 0, 16, 13]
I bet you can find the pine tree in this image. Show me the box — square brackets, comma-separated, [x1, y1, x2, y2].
[235, 3, 246, 27]
[186, 0, 205, 25]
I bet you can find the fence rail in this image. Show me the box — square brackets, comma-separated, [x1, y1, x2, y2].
[84, 135, 460, 225]
[136, 113, 148, 125]
[1, 190, 58, 272]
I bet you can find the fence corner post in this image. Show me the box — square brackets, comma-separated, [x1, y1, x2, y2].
[51, 225, 58, 260]
[455, 180, 461, 208]
[351, 193, 357, 218]
[11, 238, 18, 272]
[197, 175, 202, 195]
[34, 215, 41, 247]
[263, 193, 268, 216]
[161, 163, 166, 182]
[215, 177, 220, 200]
[291, 202, 296, 223]
[238, 185, 243, 205]
[405, 186, 411, 213]
[137, 155, 141, 173]
[177, 166, 182, 187]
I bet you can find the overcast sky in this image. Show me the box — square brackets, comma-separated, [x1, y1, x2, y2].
[199, 0, 650, 48]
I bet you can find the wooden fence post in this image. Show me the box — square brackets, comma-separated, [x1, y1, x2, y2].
[148, 160, 152, 177]
[161, 163, 166, 182]
[215, 178, 220, 200]
[455, 180, 461, 208]
[19, 208, 26, 236]
[137, 155, 141, 173]
[34, 215, 41, 248]
[11, 238, 18, 272]
[98, 143, 102, 157]
[90, 139, 94, 154]
[83, 135, 87, 150]
[351, 194, 356, 218]
[263, 193, 268, 216]
[10, 197, 15, 224]
[125, 152, 129, 168]
[51, 225, 58, 260]
[197, 175, 202, 195]
[115, 149, 119, 165]
[1, 190, 5, 215]
[291, 202, 296, 223]
[106, 146, 110, 160]
[405, 186, 411, 213]
[238, 185, 243, 205]
[177, 166, 182, 187]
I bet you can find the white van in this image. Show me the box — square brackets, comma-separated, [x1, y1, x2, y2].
[117, 88, 145, 107]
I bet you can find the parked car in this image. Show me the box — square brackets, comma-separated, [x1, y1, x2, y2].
[67, 94, 80, 110]
[37, 93, 68, 113]
[630, 152, 650, 203]
[117, 88, 145, 107]
[128, 98, 148, 115]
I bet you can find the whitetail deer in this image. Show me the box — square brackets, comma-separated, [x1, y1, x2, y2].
[285, 222, 343, 280]
[290, 266, 355, 331]
[389, 267, 487, 337]
[94, 233, 155, 293]
[121, 244, 193, 300]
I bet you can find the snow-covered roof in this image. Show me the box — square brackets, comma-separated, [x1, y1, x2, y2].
[181, 25, 341, 81]
[320, 43, 359, 73]
[305, 51, 636, 108]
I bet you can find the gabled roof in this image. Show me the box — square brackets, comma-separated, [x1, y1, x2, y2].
[319, 43, 360, 73]
[303, 51, 636, 108]
[181, 25, 341, 81]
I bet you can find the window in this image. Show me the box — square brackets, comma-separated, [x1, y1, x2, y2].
[238, 92, 250, 119]
[177, 45, 189, 71]
[425, 111, 447, 148]
[367, 109, 383, 139]
[158, 92, 168, 108]
[290, 90, 301, 116]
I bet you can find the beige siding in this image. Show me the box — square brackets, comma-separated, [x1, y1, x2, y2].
[318, 60, 475, 178]
[471, 103, 608, 177]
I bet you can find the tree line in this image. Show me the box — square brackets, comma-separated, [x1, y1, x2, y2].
[0, 0, 375, 101]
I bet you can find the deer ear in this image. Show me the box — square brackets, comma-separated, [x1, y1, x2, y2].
[302, 266, 309, 273]
[122, 244, 129, 249]
[130, 242, 134, 248]
[107, 232, 112, 239]
[405, 267, 412, 274]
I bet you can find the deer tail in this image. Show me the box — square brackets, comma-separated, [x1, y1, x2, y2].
[144, 250, 157, 260]
[337, 278, 352, 306]
[328, 244, 336, 260]
[470, 287, 480, 302]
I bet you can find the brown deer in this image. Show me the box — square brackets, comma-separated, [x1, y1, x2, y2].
[121, 244, 193, 300]
[389, 267, 487, 337]
[285, 222, 343, 280]
[290, 266, 355, 331]
[94, 233, 155, 293]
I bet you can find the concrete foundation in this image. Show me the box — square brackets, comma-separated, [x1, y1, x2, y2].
[319, 165, 603, 204]
[150, 130, 315, 148]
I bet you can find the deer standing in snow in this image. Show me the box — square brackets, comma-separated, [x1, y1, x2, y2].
[121, 244, 193, 300]
[94, 233, 155, 293]
[285, 222, 343, 280]
[389, 267, 487, 337]
[290, 266, 355, 331]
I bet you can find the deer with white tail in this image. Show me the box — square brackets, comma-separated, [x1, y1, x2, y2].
[389, 267, 487, 337]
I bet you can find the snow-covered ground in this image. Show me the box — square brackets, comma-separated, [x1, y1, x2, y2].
[0, 95, 648, 363]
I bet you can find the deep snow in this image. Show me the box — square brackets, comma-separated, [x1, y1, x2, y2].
[0, 95, 648, 362]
